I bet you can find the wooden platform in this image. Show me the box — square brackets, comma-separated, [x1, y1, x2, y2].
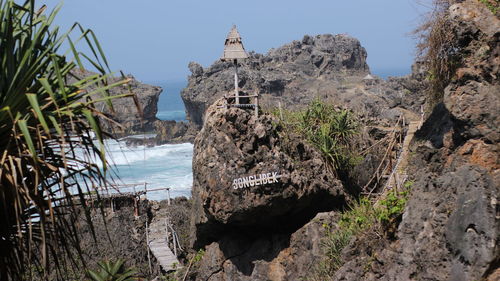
[148, 239, 179, 272]
[147, 212, 181, 272]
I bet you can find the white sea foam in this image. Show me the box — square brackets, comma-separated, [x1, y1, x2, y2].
[104, 139, 194, 200]
[70, 137, 193, 200]
[105, 139, 191, 166]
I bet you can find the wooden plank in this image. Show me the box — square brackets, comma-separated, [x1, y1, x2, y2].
[148, 234, 180, 272]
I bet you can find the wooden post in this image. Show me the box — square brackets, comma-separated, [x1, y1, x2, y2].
[278, 101, 283, 120]
[234, 59, 239, 104]
[394, 173, 399, 192]
[167, 188, 171, 206]
[173, 226, 177, 257]
[134, 196, 139, 218]
[165, 215, 170, 245]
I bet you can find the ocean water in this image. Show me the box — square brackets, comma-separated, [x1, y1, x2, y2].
[101, 80, 193, 200]
[371, 68, 410, 79]
[156, 110, 186, 121]
[105, 138, 193, 200]
[154, 80, 188, 121]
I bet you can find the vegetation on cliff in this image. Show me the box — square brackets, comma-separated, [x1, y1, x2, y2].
[272, 99, 359, 179]
[414, 0, 459, 107]
[312, 184, 411, 280]
[415, 0, 499, 109]
[0, 1, 129, 279]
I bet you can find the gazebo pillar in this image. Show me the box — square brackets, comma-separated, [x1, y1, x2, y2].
[234, 59, 239, 104]
[221, 25, 248, 105]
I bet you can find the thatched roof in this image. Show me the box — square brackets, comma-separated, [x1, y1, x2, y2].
[221, 25, 248, 61]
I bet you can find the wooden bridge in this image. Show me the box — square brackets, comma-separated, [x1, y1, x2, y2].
[147, 216, 182, 272]
[79, 183, 183, 272]
[362, 109, 424, 195]
[381, 120, 422, 192]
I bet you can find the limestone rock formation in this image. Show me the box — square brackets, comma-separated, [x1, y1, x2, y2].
[70, 69, 198, 144]
[195, 211, 339, 281]
[190, 99, 350, 248]
[181, 34, 426, 131]
[71, 69, 162, 134]
[333, 2, 499, 280]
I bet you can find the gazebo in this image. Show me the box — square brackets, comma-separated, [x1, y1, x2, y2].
[221, 25, 259, 116]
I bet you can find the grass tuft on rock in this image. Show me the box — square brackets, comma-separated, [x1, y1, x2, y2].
[311, 182, 412, 280]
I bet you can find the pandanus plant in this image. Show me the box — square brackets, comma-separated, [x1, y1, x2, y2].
[0, 0, 133, 279]
[299, 99, 358, 177]
[86, 260, 138, 281]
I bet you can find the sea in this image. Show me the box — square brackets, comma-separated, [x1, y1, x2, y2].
[103, 80, 192, 200]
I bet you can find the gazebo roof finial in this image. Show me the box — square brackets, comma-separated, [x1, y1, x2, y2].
[221, 25, 248, 61]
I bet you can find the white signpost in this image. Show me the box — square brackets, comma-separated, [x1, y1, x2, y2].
[232, 171, 281, 189]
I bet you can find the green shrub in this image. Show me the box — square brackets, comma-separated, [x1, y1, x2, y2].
[86, 260, 138, 281]
[193, 249, 205, 263]
[312, 181, 413, 279]
[377, 189, 409, 238]
[377, 190, 408, 224]
[479, 0, 499, 14]
[313, 198, 378, 279]
[274, 99, 359, 177]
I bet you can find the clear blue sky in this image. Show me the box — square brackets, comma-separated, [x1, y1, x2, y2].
[42, 0, 431, 82]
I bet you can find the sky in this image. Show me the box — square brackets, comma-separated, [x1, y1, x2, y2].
[41, 0, 432, 82]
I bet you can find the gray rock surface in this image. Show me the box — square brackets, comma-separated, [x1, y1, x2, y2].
[181, 34, 426, 130]
[332, 2, 499, 280]
[195, 211, 339, 281]
[190, 99, 350, 249]
[71, 69, 162, 134]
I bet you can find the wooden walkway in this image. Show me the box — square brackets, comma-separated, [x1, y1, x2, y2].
[147, 210, 182, 272]
[382, 120, 421, 191]
[148, 239, 179, 272]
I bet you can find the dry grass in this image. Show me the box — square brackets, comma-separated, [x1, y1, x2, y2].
[413, 0, 460, 108]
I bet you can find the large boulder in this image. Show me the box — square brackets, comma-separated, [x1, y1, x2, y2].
[190, 99, 349, 247]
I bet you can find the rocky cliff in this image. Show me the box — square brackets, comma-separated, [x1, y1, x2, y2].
[183, 2, 498, 281]
[181, 34, 427, 280]
[332, 1, 499, 280]
[70, 69, 162, 134]
[70, 70, 198, 143]
[187, 98, 361, 279]
[181, 34, 426, 131]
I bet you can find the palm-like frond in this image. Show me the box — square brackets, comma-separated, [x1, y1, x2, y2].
[296, 99, 358, 177]
[86, 260, 138, 281]
[0, 1, 131, 280]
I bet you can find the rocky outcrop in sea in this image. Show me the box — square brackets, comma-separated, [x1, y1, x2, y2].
[70, 69, 162, 134]
[71, 69, 197, 143]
